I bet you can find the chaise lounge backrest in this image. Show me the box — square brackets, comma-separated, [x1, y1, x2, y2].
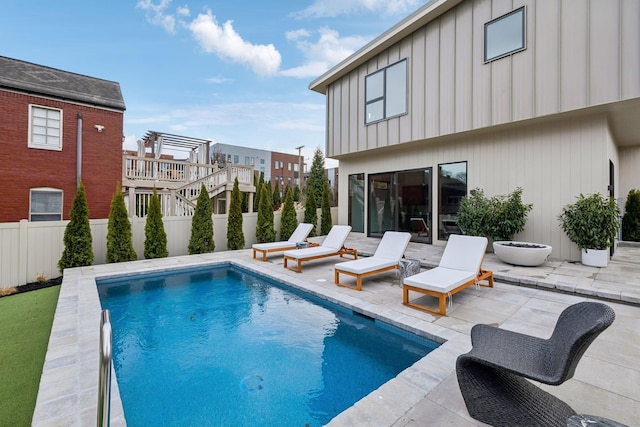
[288, 223, 314, 243]
[545, 301, 616, 384]
[321, 225, 352, 250]
[373, 231, 412, 261]
[439, 235, 488, 273]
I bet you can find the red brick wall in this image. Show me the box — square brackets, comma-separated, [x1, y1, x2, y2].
[0, 90, 124, 222]
[270, 152, 303, 195]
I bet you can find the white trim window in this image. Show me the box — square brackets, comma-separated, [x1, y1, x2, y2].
[484, 7, 526, 63]
[365, 59, 407, 124]
[29, 105, 62, 150]
[30, 188, 63, 221]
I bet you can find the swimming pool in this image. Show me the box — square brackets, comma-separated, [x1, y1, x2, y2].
[98, 264, 439, 426]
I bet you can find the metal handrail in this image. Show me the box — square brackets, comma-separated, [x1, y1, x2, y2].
[97, 310, 112, 427]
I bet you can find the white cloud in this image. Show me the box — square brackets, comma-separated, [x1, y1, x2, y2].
[206, 76, 233, 84]
[281, 27, 369, 78]
[293, 0, 420, 18]
[176, 5, 190, 17]
[188, 11, 282, 76]
[136, 0, 179, 33]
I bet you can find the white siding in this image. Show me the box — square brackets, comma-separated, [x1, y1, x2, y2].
[326, 0, 640, 157]
[337, 113, 615, 261]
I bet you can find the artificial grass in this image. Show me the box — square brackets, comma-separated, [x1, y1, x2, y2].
[0, 285, 60, 427]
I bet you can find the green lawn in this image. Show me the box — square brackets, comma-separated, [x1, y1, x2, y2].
[0, 286, 60, 427]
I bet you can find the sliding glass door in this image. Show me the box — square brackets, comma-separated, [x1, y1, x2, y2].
[368, 168, 432, 243]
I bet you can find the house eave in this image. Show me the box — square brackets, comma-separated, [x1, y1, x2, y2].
[309, 0, 464, 94]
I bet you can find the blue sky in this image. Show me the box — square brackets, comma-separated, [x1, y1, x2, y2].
[1, 0, 423, 166]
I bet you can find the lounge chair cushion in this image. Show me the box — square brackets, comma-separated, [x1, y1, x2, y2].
[287, 223, 314, 243]
[252, 223, 313, 251]
[372, 231, 413, 260]
[320, 225, 352, 250]
[335, 257, 399, 275]
[404, 267, 477, 293]
[283, 246, 338, 260]
[252, 241, 296, 251]
[438, 234, 487, 272]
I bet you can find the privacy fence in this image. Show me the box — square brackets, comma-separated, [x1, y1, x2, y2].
[0, 208, 336, 289]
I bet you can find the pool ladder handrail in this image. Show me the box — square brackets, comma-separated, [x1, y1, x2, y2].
[98, 310, 112, 427]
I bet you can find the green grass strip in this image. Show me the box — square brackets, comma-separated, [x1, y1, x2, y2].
[0, 285, 61, 427]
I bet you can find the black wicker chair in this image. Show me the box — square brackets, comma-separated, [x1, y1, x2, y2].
[456, 302, 616, 427]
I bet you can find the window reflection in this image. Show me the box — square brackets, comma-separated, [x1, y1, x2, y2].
[438, 162, 467, 240]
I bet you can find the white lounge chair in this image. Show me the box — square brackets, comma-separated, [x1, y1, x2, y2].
[403, 234, 493, 315]
[252, 223, 314, 261]
[283, 225, 356, 273]
[334, 231, 411, 291]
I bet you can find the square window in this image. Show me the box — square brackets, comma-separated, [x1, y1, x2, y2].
[29, 105, 62, 150]
[30, 188, 63, 221]
[485, 7, 526, 62]
[365, 60, 407, 124]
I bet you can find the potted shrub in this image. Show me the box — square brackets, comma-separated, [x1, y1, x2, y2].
[558, 193, 620, 267]
[458, 188, 533, 241]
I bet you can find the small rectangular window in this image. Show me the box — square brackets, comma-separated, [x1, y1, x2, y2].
[484, 7, 526, 62]
[30, 188, 63, 221]
[29, 105, 62, 150]
[365, 60, 407, 124]
[233, 155, 239, 163]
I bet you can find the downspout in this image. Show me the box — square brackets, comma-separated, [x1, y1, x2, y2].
[77, 113, 82, 188]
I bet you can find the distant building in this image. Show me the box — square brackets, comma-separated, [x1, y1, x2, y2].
[0, 56, 126, 222]
[212, 143, 305, 196]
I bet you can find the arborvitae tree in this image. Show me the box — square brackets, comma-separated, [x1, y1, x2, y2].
[58, 182, 94, 272]
[106, 185, 137, 263]
[321, 180, 333, 235]
[304, 188, 318, 237]
[306, 147, 326, 205]
[293, 185, 301, 202]
[144, 187, 168, 259]
[253, 172, 264, 212]
[227, 177, 245, 250]
[622, 189, 640, 242]
[188, 183, 215, 254]
[256, 185, 276, 243]
[241, 191, 249, 213]
[263, 181, 273, 211]
[272, 184, 282, 210]
[280, 186, 297, 241]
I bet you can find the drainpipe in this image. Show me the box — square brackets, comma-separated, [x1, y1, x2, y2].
[77, 113, 82, 188]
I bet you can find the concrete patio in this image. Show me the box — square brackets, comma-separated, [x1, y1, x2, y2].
[33, 238, 640, 426]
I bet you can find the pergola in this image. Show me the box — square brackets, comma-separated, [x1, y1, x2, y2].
[138, 131, 211, 164]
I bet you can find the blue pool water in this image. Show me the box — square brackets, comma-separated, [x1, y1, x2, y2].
[98, 265, 438, 426]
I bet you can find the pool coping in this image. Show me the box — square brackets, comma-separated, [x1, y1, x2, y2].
[32, 253, 469, 426]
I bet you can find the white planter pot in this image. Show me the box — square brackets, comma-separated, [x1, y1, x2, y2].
[581, 248, 609, 267]
[493, 241, 553, 267]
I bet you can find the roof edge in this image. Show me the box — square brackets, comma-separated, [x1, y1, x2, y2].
[309, 0, 463, 94]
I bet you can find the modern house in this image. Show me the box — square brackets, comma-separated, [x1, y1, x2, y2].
[0, 56, 126, 222]
[309, 0, 640, 261]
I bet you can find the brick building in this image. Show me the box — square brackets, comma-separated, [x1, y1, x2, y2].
[0, 56, 126, 222]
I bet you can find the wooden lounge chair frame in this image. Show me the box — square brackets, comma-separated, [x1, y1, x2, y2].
[403, 268, 493, 315]
[334, 231, 412, 291]
[253, 241, 318, 261]
[284, 247, 357, 273]
[402, 234, 494, 315]
[335, 262, 398, 291]
[252, 223, 314, 261]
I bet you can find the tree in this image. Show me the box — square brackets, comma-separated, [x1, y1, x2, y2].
[304, 188, 318, 237]
[106, 185, 137, 263]
[621, 189, 640, 241]
[280, 186, 297, 241]
[293, 185, 301, 202]
[272, 183, 282, 210]
[306, 147, 327, 205]
[227, 177, 245, 250]
[144, 187, 168, 259]
[253, 172, 264, 212]
[321, 180, 332, 235]
[58, 182, 94, 272]
[188, 183, 215, 254]
[241, 191, 249, 213]
[256, 185, 276, 243]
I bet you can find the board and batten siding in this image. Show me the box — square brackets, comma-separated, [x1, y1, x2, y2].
[325, 0, 640, 158]
[338, 113, 614, 261]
